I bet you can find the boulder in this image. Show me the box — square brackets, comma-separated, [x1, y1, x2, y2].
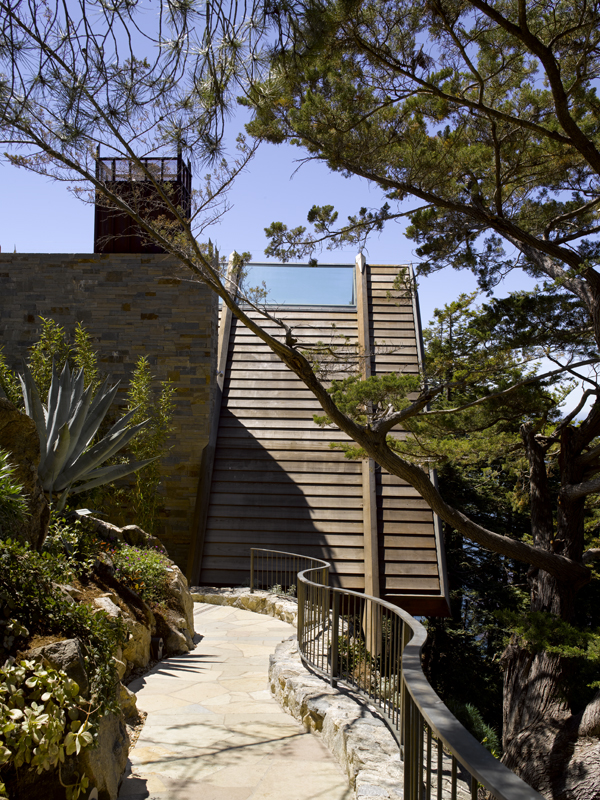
[0, 398, 49, 549]
[80, 711, 130, 800]
[83, 516, 168, 555]
[122, 524, 168, 554]
[86, 516, 125, 543]
[93, 595, 122, 618]
[118, 682, 138, 720]
[166, 567, 195, 639]
[122, 618, 151, 670]
[28, 637, 89, 697]
[163, 626, 191, 655]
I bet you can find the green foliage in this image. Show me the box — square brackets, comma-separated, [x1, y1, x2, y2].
[124, 357, 175, 533]
[446, 701, 501, 758]
[0, 538, 127, 716]
[0, 451, 29, 541]
[0, 352, 21, 408]
[20, 360, 156, 512]
[499, 610, 600, 703]
[27, 319, 72, 403]
[322, 292, 568, 474]
[0, 658, 91, 800]
[109, 544, 172, 604]
[0, 318, 100, 408]
[246, 0, 600, 291]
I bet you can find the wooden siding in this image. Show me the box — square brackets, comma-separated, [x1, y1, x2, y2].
[196, 262, 450, 616]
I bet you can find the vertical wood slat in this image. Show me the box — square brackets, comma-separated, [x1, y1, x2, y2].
[356, 253, 381, 598]
[187, 252, 235, 583]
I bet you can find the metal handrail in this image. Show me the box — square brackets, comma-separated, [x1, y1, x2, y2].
[250, 548, 544, 800]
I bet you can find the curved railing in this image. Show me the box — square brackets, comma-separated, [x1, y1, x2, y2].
[250, 548, 544, 800]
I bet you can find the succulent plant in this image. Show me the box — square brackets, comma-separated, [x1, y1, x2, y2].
[19, 361, 156, 511]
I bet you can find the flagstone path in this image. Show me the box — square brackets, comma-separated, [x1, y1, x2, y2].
[118, 602, 352, 800]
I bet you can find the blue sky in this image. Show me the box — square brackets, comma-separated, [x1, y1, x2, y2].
[1, 122, 532, 326]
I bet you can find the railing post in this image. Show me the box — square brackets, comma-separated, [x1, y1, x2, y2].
[331, 591, 339, 688]
[250, 549, 254, 593]
[297, 578, 305, 654]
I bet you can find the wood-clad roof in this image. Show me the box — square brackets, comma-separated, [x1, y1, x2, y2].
[193, 260, 450, 617]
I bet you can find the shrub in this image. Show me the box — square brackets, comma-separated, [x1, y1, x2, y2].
[0, 537, 127, 799]
[0, 539, 127, 711]
[124, 357, 175, 533]
[0, 658, 92, 800]
[109, 544, 172, 605]
[0, 452, 29, 541]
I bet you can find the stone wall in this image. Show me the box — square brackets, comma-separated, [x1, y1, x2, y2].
[0, 253, 218, 569]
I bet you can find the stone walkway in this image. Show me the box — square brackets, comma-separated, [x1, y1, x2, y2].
[118, 603, 352, 800]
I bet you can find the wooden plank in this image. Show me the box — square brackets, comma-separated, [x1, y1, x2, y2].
[213, 457, 362, 471]
[385, 576, 441, 590]
[219, 418, 331, 430]
[217, 429, 353, 441]
[202, 531, 366, 547]
[382, 535, 437, 548]
[225, 399, 322, 409]
[379, 497, 432, 509]
[225, 389, 317, 399]
[211, 480, 362, 496]
[383, 548, 438, 562]
[209, 493, 363, 509]
[384, 562, 439, 576]
[207, 505, 364, 521]
[205, 517, 364, 533]
[243, 311, 358, 321]
[380, 522, 437, 534]
[379, 509, 434, 522]
[211, 470, 362, 484]
[204, 542, 364, 560]
[216, 439, 358, 450]
[225, 409, 319, 419]
[202, 556, 366, 573]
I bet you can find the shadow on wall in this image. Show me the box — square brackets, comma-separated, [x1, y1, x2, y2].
[197, 414, 361, 590]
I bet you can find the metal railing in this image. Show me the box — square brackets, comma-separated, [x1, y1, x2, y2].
[250, 548, 544, 800]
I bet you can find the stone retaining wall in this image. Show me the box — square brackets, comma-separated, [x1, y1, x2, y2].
[0, 253, 218, 568]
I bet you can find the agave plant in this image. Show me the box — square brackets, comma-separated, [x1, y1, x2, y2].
[19, 361, 157, 511]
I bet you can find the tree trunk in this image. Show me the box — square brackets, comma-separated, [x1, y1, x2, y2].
[499, 426, 600, 798]
[500, 551, 600, 798]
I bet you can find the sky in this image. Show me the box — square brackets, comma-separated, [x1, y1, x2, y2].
[0, 124, 536, 328]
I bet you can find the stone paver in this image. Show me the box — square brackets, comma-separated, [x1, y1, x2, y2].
[118, 603, 352, 800]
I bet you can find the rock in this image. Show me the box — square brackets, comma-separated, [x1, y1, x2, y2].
[93, 596, 122, 618]
[0, 398, 49, 550]
[84, 517, 168, 555]
[84, 516, 125, 544]
[122, 618, 151, 670]
[28, 638, 89, 697]
[94, 552, 116, 577]
[60, 583, 83, 601]
[191, 586, 298, 626]
[166, 568, 195, 638]
[121, 524, 168, 554]
[118, 682, 138, 720]
[113, 646, 127, 681]
[163, 626, 190, 655]
[80, 711, 129, 800]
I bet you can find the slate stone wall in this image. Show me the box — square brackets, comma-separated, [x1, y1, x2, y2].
[0, 253, 218, 570]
